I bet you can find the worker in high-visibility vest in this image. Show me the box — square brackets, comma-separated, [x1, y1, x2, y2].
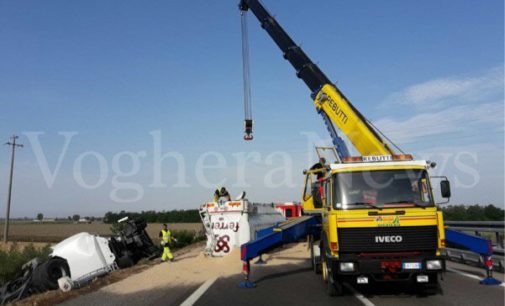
[159, 224, 177, 262]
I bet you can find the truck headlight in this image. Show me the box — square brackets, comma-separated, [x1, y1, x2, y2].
[426, 259, 442, 270]
[340, 262, 355, 272]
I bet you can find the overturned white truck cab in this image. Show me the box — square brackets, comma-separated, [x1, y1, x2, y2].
[0, 219, 158, 305]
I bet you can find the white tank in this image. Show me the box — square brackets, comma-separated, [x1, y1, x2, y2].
[200, 200, 285, 256]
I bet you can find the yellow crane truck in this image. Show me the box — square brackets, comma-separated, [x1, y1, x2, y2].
[238, 0, 451, 295]
[303, 153, 449, 295]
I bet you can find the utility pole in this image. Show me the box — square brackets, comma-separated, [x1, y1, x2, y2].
[3, 135, 23, 243]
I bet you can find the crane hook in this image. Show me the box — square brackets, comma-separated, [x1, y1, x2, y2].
[244, 119, 253, 140]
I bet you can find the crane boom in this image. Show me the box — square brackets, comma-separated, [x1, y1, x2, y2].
[239, 0, 396, 157]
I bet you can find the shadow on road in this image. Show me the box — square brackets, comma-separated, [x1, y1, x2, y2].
[173, 253, 200, 262]
[350, 280, 443, 299]
[254, 266, 312, 284]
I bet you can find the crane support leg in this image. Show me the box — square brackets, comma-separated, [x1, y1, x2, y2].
[238, 215, 320, 288]
[445, 228, 502, 285]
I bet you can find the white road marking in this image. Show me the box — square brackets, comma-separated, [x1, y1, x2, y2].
[447, 268, 505, 287]
[180, 277, 218, 306]
[344, 283, 376, 306]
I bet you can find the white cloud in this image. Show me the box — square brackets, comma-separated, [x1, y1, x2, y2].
[374, 102, 504, 144]
[372, 66, 505, 206]
[384, 66, 504, 109]
[375, 65, 504, 145]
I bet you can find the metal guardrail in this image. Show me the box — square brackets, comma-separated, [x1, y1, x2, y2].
[445, 221, 504, 236]
[445, 221, 505, 228]
[445, 221, 505, 272]
[442, 248, 504, 272]
[445, 221, 504, 248]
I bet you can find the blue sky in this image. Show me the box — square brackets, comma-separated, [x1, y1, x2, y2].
[0, 0, 503, 217]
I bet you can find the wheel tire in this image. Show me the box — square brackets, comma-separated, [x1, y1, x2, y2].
[312, 255, 321, 275]
[31, 257, 70, 292]
[322, 257, 328, 283]
[321, 242, 329, 282]
[116, 255, 135, 269]
[323, 256, 343, 297]
[310, 237, 322, 274]
[326, 276, 338, 297]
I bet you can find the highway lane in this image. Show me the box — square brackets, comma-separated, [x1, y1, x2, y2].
[192, 246, 505, 306]
[194, 261, 363, 306]
[357, 263, 504, 306]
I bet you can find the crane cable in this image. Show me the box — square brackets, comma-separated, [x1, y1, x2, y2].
[366, 119, 405, 154]
[241, 10, 253, 140]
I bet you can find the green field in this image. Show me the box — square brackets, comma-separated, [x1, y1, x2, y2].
[0, 221, 204, 243]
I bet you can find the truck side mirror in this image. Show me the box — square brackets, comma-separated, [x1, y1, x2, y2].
[440, 180, 451, 198]
[431, 176, 451, 205]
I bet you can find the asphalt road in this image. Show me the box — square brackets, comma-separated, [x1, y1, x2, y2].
[56, 243, 504, 306]
[189, 250, 504, 306]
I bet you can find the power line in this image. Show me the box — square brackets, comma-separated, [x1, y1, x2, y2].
[3, 135, 23, 243]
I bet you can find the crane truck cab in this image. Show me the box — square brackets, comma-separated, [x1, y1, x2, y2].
[303, 154, 450, 295]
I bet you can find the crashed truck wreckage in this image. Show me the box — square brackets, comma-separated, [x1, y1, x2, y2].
[0, 218, 159, 305]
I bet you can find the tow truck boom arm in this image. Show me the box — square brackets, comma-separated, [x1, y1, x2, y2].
[239, 0, 396, 157]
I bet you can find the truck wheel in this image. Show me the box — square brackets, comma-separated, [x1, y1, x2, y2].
[31, 257, 70, 292]
[322, 258, 328, 282]
[326, 276, 338, 297]
[116, 255, 135, 268]
[324, 259, 343, 296]
[310, 238, 321, 274]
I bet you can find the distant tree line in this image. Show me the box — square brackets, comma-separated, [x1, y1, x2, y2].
[32, 213, 101, 222]
[441, 204, 504, 221]
[80, 204, 505, 224]
[103, 210, 201, 224]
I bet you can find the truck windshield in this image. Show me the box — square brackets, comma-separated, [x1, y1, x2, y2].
[332, 169, 434, 210]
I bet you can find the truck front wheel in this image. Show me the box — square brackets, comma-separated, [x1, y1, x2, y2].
[322, 258, 328, 282]
[310, 237, 321, 274]
[322, 254, 343, 296]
